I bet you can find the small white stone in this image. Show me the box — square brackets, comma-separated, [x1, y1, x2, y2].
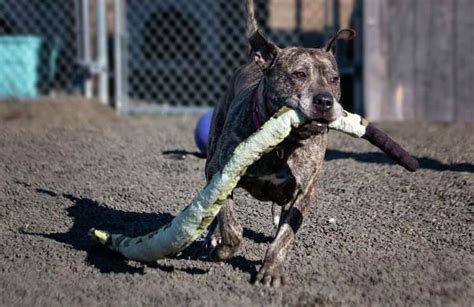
[328, 218, 337, 224]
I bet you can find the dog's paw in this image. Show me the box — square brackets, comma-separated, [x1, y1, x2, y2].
[253, 264, 288, 288]
[209, 243, 240, 262]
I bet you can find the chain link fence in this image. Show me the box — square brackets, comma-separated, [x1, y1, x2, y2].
[0, 0, 360, 112]
[118, 0, 351, 113]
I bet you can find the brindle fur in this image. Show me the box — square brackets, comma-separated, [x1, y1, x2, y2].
[204, 0, 354, 287]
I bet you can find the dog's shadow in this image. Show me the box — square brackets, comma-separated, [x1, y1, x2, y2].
[25, 188, 264, 278]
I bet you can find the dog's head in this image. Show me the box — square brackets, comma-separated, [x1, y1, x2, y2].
[250, 29, 354, 126]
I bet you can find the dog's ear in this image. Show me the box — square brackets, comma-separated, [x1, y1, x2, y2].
[249, 30, 280, 71]
[324, 29, 355, 54]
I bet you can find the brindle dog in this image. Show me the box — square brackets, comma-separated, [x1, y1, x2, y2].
[204, 0, 355, 287]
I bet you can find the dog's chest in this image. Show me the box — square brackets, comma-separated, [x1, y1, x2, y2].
[238, 145, 295, 204]
[244, 147, 294, 183]
[238, 133, 326, 205]
[239, 165, 298, 206]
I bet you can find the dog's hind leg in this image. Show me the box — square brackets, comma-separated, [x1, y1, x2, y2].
[209, 197, 243, 262]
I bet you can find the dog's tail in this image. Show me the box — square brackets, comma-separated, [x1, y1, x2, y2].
[246, 0, 258, 38]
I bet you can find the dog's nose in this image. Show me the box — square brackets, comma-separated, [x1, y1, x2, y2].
[313, 93, 333, 110]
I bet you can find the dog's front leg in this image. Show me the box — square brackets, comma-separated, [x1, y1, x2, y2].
[255, 185, 317, 287]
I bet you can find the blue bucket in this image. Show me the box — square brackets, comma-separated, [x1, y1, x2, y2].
[0, 36, 41, 98]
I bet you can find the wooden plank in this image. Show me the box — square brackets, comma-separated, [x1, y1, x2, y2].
[455, 0, 474, 122]
[414, 0, 456, 121]
[386, 0, 416, 120]
[363, 0, 388, 121]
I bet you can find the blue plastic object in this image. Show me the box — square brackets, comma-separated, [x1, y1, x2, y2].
[194, 111, 213, 155]
[0, 36, 41, 98]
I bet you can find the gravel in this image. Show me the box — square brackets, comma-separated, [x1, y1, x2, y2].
[1, 99, 472, 306]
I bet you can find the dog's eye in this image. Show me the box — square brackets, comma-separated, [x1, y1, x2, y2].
[330, 76, 340, 84]
[292, 71, 307, 79]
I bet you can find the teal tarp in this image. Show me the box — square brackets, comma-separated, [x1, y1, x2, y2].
[0, 36, 41, 98]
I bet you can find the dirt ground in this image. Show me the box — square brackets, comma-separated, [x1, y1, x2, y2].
[0, 99, 472, 306]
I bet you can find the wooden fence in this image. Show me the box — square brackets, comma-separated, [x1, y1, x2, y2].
[363, 0, 474, 122]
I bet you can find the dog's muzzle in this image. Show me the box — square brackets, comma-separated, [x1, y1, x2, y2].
[313, 92, 334, 111]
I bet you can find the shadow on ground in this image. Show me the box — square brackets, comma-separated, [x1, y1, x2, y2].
[163, 147, 473, 173]
[326, 149, 474, 173]
[23, 187, 265, 278]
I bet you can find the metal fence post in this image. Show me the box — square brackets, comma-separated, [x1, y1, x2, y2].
[114, 0, 127, 113]
[81, 0, 92, 99]
[97, 0, 109, 105]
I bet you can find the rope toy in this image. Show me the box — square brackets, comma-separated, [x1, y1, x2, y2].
[90, 108, 418, 261]
[329, 111, 419, 172]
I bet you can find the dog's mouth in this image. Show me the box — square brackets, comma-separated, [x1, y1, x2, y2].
[313, 108, 343, 124]
[313, 118, 330, 125]
[292, 106, 333, 125]
[287, 100, 340, 125]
